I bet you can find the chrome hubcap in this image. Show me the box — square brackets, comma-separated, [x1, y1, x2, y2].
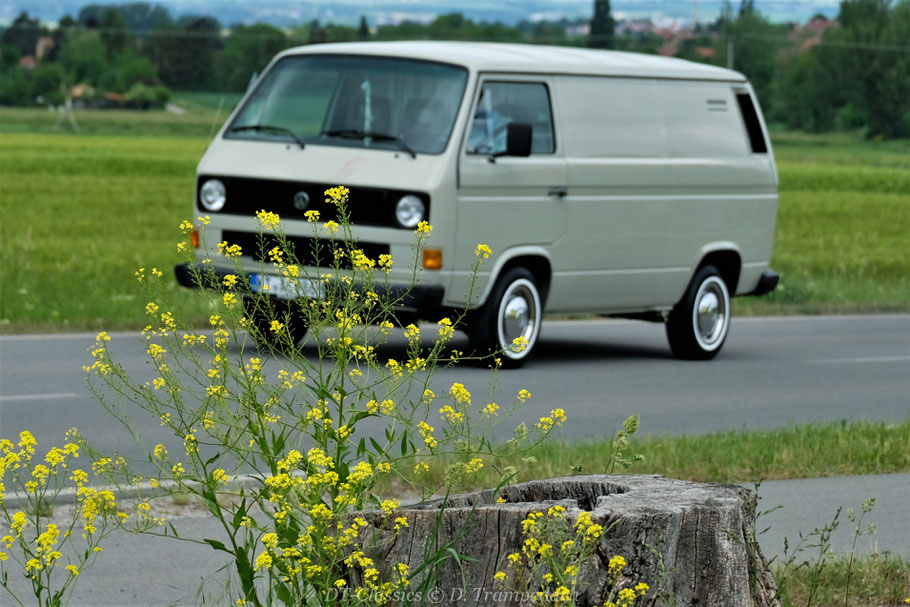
[503, 296, 530, 342]
[498, 279, 540, 359]
[693, 277, 728, 350]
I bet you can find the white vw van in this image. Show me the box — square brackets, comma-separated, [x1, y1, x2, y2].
[176, 41, 779, 366]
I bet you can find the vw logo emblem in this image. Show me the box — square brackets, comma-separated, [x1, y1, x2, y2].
[293, 191, 310, 210]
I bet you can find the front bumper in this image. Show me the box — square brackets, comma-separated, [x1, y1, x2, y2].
[174, 262, 445, 311]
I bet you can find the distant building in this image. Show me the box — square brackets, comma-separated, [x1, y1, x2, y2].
[35, 36, 54, 60]
[19, 55, 36, 70]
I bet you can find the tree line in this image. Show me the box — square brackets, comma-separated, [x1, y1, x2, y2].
[1, 0, 907, 138]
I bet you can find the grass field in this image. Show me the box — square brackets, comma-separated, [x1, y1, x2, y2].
[401, 418, 910, 488]
[1, 106, 909, 332]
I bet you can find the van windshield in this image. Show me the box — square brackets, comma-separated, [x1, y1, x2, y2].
[226, 55, 468, 156]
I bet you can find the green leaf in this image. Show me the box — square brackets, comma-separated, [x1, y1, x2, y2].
[370, 437, 383, 454]
[232, 498, 248, 529]
[203, 538, 232, 554]
[276, 581, 292, 605]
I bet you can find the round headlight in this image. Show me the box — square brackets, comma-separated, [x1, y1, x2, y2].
[395, 195, 425, 228]
[200, 179, 226, 212]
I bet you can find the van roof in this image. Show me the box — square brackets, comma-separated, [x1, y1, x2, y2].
[278, 41, 746, 82]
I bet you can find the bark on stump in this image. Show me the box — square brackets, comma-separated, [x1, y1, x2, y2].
[357, 475, 779, 607]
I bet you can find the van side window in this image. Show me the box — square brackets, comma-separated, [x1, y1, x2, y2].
[467, 82, 555, 155]
[735, 93, 768, 154]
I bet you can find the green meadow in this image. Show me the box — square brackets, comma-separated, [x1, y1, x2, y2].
[1, 106, 908, 332]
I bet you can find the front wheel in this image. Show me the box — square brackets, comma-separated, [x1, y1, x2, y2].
[468, 267, 542, 368]
[666, 265, 731, 360]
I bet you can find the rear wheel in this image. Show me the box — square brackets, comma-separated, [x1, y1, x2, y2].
[666, 265, 731, 360]
[468, 267, 542, 368]
[243, 297, 308, 353]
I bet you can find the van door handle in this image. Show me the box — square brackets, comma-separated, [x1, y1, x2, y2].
[548, 187, 568, 199]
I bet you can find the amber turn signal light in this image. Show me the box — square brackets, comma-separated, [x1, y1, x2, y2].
[422, 248, 442, 270]
[191, 229, 200, 249]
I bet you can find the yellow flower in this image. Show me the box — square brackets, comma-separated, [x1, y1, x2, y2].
[414, 220, 433, 235]
[270, 320, 284, 333]
[413, 461, 429, 475]
[197, 215, 211, 225]
[494, 571, 506, 582]
[154, 444, 168, 459]
[483, 402, 500, 416]
[449, 382, 471, 405]
[254, 552, 273, 571]
[223, 274, 239, 289]
[223, 293, 237, 308]
[66, 564, 79, 576]
[304, 210, 320, 222]
[11, 511, 27, 536]
[323, 220, 340, 233]
[212, 469, 230, 484]
[95, 331, 111, 342]
[517, 389, 532, 402]
[475, 244, 492, 259]
[256, 209, 281, 230]
[217, 241, 243, 258]
[608, 555, 627, 574]
[324, 186, 350, 205]
[437, 317, 455, 340]
[465, 458, 483, 474]
[511, 336, 529, 353]
[381, 499, 400, 514]
[378, 254, 393, 270]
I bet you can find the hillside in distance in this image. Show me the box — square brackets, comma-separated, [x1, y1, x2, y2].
[2, 0, 840, 28]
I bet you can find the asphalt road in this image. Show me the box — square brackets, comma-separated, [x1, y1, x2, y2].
[2, 315, 908, 455]
[1, 315, 908, 605]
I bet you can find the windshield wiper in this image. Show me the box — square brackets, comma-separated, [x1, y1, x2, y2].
[228, 124, 305, 149]
[321, 129, 416, 159]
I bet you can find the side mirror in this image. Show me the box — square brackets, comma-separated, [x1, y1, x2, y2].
[489, 122, 533, 162]
[505, 122, 532, 157]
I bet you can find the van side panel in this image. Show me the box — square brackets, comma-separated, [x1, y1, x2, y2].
[550, 76, 679, 312]
[549, 76, 777, 314]
[659, 81, 777, 296]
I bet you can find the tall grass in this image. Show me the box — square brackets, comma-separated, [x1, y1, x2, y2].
[0, 132, 211, 331]
[398, 418, 910, 488]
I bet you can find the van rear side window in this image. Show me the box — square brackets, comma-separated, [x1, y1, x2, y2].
[735, 93, 768, 154]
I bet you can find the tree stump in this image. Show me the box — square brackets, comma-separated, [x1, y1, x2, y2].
[356, 475, 780, 607]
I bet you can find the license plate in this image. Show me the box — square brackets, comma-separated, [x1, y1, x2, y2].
[249, 274, 323, 300]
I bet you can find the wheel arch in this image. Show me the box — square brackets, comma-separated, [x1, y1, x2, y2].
[680, 243, 742, 301]
[477, 247, 553, 310]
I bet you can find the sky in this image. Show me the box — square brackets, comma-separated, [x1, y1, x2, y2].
[1, 0, 844, 28]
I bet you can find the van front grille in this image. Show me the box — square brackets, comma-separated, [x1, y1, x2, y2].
[198, 176, 429, 230]
[221, 230, 390, 270]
